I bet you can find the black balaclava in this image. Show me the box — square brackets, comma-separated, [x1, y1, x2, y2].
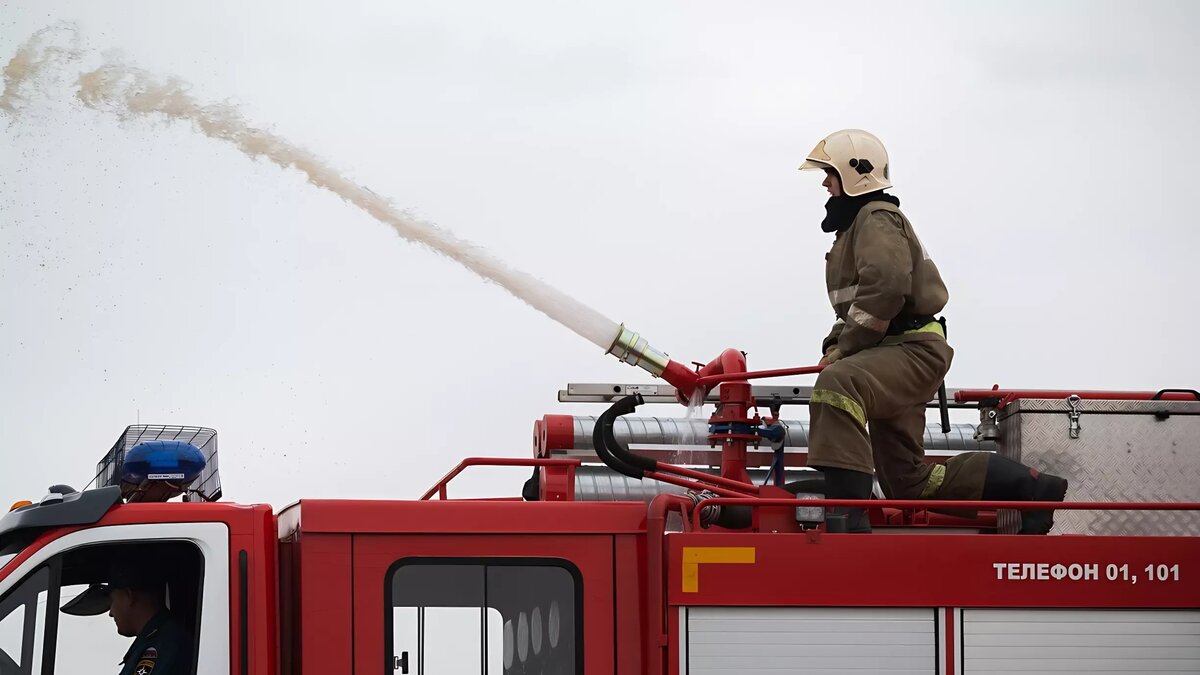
[821, 182, 900, 233]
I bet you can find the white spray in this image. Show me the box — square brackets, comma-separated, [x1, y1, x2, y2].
[1, 25, 621, 351]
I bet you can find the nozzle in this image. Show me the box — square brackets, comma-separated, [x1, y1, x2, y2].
[606, 324, 703, 403]
[606, 324, 670, 377]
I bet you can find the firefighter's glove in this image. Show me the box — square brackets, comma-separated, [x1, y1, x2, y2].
[819, 347, 843, 366]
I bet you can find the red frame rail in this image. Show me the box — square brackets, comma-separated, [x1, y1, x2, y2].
[688, 497, 1200, 531]
[420, 457, 765, 503]
[420, 457, 582, 500]
[956, 387, 1200, 407]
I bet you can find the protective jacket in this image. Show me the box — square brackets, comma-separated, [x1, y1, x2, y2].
[821, 201, 949, 356]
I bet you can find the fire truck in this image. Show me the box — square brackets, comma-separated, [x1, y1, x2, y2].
[1, 327, 1198, 674]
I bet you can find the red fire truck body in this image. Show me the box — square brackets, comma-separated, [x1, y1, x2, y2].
[2, 378, 1199, 674]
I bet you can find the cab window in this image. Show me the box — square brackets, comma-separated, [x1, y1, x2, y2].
[387, 559, 581, 675]
[52, 541, 203, 674]
[0, 541, 203, 675]
[0, 567, 49, 675]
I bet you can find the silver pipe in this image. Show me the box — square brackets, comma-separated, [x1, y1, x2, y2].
[605, 324, 670, 378]
[559, 416, 988, 453]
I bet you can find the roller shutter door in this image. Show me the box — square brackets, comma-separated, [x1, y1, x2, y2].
[962, 609, 1200, 674]
[687, 606, 936, 674]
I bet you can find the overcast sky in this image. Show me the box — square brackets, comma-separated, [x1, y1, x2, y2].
[2, 0, 1198, 508]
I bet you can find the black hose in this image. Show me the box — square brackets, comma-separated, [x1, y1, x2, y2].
[602, 394, 658, 473]
[592, 394, 648, 479]
[704, 474, 830, 530]
[593, 394, 659, 479]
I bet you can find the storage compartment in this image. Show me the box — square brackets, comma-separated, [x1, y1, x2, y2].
[994, 398, 1200, 535]
[686, 606, 936, 674]
[962, 608, 1200, 674]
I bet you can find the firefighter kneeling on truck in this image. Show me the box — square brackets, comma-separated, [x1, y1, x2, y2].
[798, 129, 1068, 534]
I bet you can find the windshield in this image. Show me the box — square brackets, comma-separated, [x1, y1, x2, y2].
[0, 555, 13, 572]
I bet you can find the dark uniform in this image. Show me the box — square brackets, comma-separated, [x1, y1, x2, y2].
[799, 128, 1069, 533]
[810, 200, 990, 501]
[57, 559, 194, 672]
[118, 609, 193, 675]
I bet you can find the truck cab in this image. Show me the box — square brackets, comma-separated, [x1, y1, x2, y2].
[0, 467, 640, 673]
[0, 490, 261, 674]
[0, 424, 641, 674]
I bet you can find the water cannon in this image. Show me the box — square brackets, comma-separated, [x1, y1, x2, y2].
[605, 325, 703, 403]
[604, 324, 826, 491]
[93, 425, 222, 503]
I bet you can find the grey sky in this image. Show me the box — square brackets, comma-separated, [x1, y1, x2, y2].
[2, 0, 1198, 508]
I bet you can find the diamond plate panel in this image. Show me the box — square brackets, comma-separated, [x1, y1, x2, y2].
[1003, 398, 1200, 415]
[996, 399, 1200, 535]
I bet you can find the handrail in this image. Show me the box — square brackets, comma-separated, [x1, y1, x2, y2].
[645, 464, 760, 496]
[420, 457, 581, 500]
[689, 497, 1200, 531]
[693, 364, 825, 388]
[647, 494, 694, 675]
[955, 387, 1200, 407]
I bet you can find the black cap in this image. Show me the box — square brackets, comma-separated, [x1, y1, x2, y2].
[60, 584, 113, 616]
[60, 558, 166, 616]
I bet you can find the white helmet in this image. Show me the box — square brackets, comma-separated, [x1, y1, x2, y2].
[799, 129, 892, 197]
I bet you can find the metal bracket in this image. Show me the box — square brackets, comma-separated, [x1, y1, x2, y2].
[560, 383, 977, 409]
[1067, 394, 1082, 439]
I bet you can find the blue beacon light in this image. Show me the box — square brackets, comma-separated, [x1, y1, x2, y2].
[120, 440, 207, 486]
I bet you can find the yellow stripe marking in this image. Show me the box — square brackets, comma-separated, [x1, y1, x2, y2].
[920, 463, 946, 498]
[811, 389, 867, 427]
[682, 546, 756, 593]
[904, 320, 945, 337]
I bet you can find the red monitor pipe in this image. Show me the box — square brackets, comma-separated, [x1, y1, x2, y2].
[605, 325, 815, 483]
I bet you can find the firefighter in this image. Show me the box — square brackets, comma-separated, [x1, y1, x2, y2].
[798, 129, 1068, 533]
[61, 559, 194, 674]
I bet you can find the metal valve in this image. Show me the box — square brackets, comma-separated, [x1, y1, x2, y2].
[686, 489, 723, 528]
[975, 406, 1000, 442]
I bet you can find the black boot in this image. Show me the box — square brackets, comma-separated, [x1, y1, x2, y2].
[818, 467, 874, 533]
[981, 454, 1069, 534]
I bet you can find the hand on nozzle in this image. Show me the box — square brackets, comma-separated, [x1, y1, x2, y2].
[819, 347, 843, 366]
